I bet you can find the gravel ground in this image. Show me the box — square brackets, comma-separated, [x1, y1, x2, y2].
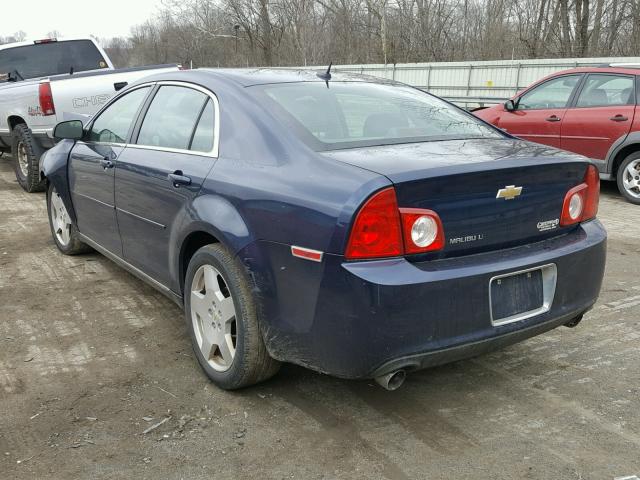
[0, 155, 639, 480]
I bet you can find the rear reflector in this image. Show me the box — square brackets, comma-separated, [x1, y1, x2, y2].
[291, 246, 323, 262]
[560, 165, 599, 226]
[38, 82, 55, 116]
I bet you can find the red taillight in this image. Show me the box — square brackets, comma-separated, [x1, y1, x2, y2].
[345, 188, 445, 260]
[345, 188, 403, 260]
[560, 165, 599, 227]
[38, 82, 55, 116]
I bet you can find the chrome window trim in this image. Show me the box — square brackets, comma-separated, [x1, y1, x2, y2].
[489, 263, 557, 327]
[130, 80, 220, 158]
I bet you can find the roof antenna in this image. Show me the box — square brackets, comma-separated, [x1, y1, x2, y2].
[317, 62, 332, 87]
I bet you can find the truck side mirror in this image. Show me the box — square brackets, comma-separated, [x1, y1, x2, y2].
[504, 99, 517, 112]
[54, 120, 84, 140]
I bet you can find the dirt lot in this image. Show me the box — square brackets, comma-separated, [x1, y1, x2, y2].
[1, 155, 639, 480]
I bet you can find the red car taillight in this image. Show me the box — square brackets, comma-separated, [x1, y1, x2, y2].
[345, 188, 445, 260]
[560, 165, 599, 227]
[345, 188, 403, 260]
[38, 82, 55, 116]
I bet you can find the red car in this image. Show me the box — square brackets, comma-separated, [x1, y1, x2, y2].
[474, 66, 640, 204]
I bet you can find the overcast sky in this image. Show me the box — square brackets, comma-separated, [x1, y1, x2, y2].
[2, 0, 163, 40]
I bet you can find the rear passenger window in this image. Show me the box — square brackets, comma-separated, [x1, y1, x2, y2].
[576, 74, 635, 107]
[190, 99, 215, 153]
[137, 86, 207, 150]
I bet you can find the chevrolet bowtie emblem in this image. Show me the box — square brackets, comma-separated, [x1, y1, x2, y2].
[496, 185, 523, 200]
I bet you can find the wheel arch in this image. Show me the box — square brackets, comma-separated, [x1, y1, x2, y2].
[606, 131, 640, 177]
[178, 230, 220, 295]
[174, 194, 256, 296]
[7, 115, 26, 131]
[611, 142, 640, 178]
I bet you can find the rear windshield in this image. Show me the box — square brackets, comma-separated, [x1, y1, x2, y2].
[254, 82, 503, 150]
[0, 40, 108, 81]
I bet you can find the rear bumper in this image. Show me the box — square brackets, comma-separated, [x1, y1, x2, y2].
[369, 307, 588, 377]
[248, 220, 606, 379]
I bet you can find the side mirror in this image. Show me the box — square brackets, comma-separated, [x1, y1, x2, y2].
[54, 120, 84, 140]
[504, 99, 517, 112]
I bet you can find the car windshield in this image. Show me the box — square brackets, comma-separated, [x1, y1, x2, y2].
[255, 81, 502, 150]
[0, 40, 108, 81]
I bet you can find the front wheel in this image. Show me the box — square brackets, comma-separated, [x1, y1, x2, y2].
[617, 152, 640, 205]
[184, 244, 280, 389]
[46, 183, 91, 255]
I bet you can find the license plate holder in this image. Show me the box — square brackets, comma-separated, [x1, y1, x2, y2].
[490, 264, 557, 326]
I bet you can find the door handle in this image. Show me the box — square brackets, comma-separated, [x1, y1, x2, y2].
[100, 158, 114, 169]
[169, 171, 191, 187]
[114, 81, 128, 91]
[545, 115, 561, 122]
[610, 115, 628, 122]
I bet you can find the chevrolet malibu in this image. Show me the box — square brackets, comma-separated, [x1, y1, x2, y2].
[42, 69, 607, 390]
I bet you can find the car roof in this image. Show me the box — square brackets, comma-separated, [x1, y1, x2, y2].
[194, 67, 397, 87]
[550, 66, 640, 76]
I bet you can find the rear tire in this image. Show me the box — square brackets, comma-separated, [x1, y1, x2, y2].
[184, 244, 280, 389]
[47, 182, 91, 255]
[12, 124, 46, 193]
[616, 151, 640, 205]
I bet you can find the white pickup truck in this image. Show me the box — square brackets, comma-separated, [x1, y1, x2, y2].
[0, 37, 179, 191]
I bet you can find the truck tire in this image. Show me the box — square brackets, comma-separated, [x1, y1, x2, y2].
[12, 124, 46, 193]
[616, 151, 640, 205]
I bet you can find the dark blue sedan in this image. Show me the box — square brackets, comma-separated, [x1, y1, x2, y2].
[42, 69, 606, 390]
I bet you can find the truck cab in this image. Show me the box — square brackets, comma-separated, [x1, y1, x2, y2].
[0, 37, 178, 191]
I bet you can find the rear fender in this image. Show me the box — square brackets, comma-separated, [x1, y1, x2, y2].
[604, 131, 640, 177]
[171, 194, 254, 292]
[41, 139, 77, 222]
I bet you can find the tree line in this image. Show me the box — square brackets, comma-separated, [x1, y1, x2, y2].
[3, 1, 640, 68]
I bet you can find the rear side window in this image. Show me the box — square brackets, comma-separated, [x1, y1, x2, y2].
[137, 86, 208, 150]
[88, 87, 150, 144]
[0, 40, 108, 80]
[576, 74, 635, 107]
[518, 75, 581, 110]
[190, 100, 215, 153]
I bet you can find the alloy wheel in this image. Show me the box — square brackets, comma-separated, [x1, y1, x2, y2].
[622, 159, 640, 199]
[50, 189, 72, 246]
[190, 264, 237, 372]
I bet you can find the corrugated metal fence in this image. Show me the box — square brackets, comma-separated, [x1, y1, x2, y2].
[326, 57, 640, 108]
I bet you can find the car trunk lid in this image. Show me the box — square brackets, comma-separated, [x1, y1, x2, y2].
[323, 139, 590, 256]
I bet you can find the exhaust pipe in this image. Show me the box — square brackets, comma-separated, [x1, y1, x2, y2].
[374, 370, 406, 391]
[564, 314, 583, 328]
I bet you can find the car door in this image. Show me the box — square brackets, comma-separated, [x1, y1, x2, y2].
[114, 83, 218, 287]
[68, 85, 152, 256]
[561, 73, 636, 160]
[496, 74, 582, 148]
